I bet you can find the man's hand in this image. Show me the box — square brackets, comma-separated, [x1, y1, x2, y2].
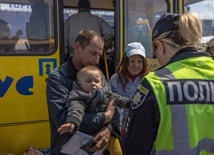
[90, 127, 111, 152]
[104, 98, 116, 124]
[57, 123, 75, 135]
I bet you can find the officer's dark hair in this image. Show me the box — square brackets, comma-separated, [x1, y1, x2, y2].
[77, 0, 91, 10]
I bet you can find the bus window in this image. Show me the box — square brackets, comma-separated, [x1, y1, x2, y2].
[125, 0, 167, 58]
[63, 8, 114, 28]
[129, 19, 153, 57]
[184, 0, 214, 44]
[0, 0, 55, 54]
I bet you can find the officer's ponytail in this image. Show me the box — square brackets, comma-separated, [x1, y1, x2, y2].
[179, 12, 202, 48]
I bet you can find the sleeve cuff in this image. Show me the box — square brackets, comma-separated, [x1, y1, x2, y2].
[105, 123, 120, 138]
[66, 116, 81, 129]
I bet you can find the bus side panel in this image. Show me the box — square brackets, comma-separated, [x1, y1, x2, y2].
[0, 55, 59, 154]
[0, 123, 50, 154]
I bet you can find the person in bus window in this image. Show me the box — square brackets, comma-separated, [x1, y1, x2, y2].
[27, 0, 49, 52]
[109, 42, 149, 138]
[58, 65, 131, 155]
[122, 13, 214, 155]
[46, 30, 122, 155]
[206, 37, 214, 59]
[64, 0, 113, 57]
[0, 19, 22, 52]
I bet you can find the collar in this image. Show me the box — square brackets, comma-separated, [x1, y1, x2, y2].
[158, 47, 211, 70]
[169, 47, 210, 63]
[78, 9, 90, 13]
[67, 56, 78, 80]
[127, 72, 140, 82]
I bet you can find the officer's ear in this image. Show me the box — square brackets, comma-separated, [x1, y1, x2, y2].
[155, 40, 165, 56]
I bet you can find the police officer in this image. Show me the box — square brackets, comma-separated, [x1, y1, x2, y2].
[64, 0, 113, 57]
[122, 13, 214, 155]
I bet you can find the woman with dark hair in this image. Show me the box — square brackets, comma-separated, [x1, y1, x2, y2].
[109, 42, 149, 136]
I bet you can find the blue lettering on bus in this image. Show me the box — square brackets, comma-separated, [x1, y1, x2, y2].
[0, 76, 13, 97]
[0, 76, 33, 97]
[16, 76, 33, 95]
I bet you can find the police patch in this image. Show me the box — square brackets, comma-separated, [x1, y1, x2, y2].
[131, 84, 149, 109]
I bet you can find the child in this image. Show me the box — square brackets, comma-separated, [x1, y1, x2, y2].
[57, 65, 130, 155]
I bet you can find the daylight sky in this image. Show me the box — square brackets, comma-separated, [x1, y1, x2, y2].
[188, 0, 214, 20]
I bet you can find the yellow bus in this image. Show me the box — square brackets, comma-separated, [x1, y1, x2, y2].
[0, 0, 213, 154]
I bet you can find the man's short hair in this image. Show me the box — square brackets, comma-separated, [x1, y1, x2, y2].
[77, 0, 91, 10]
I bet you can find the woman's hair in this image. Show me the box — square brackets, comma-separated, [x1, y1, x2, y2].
[154, 12, 203, 49]
[116, 54, 149, 91]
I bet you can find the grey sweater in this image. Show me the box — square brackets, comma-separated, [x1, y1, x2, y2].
[66, 81, 132, 132]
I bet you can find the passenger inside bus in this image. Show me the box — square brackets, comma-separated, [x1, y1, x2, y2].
[26, 0, 50, 52]
[0, 19, 23, 52]
[64, 0, 113, 57]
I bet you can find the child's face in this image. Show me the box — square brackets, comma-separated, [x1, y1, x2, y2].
[78, 70, 103, 93]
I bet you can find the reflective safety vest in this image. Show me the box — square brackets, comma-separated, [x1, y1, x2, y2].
[145, 56, 214, 155]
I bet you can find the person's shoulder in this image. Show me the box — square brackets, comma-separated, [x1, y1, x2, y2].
[69, 82, 87, 96]
[72, 81, 81, 90]
[66, 11, 89, 19]
[100, 72, 107, 80]
[75, 10, 92, 16]
[109, 73, 119, 82]
[94, 14, 106, 21]
[110, 73, 119, 79]
[55, 61, 68, 72]
[109, 74, 121, 88]
[48, 62, 68, 78]
[66, 13, 79, 20]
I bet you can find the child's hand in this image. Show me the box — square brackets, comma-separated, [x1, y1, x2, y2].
[57, 123, 75, 135]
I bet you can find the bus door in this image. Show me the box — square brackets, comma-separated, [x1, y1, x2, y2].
[115, 0, 181, 71]
[0, 0, 62, 154]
